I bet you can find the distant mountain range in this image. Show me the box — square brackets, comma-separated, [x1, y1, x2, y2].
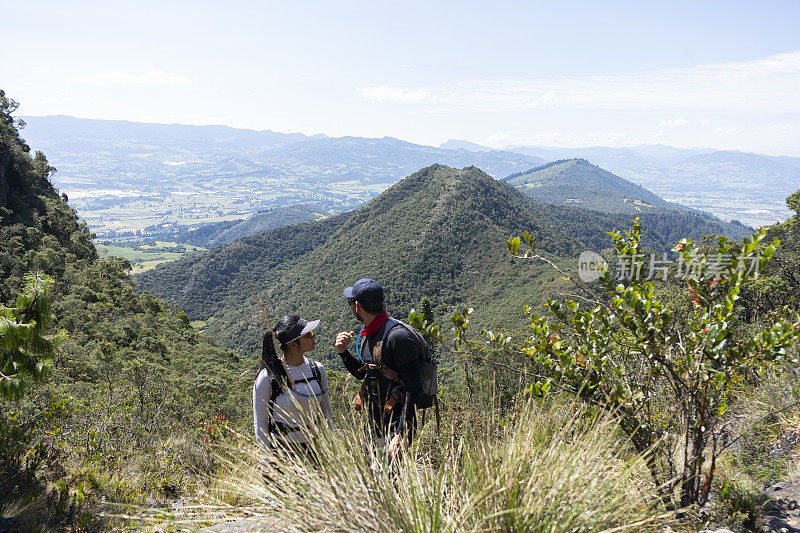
[136, 164, 754, 361]
[20, 117, 546, 185]
[18, 117, 798, 238]
[497, 143, 798, 227]
[19, 116, 547, 237]
[440, 139, 494, 152]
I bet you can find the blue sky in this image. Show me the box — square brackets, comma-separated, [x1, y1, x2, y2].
[3, 0, 799, 154]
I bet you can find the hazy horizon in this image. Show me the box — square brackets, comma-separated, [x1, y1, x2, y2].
[16, 113, 800, 159]
[3, 1, 798, 157]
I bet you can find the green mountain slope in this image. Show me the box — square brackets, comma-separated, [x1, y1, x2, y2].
[136, 164, 685, 362]
[506, 145, 799, 226]
[138, 163, 756, 364]
[503, 158, 752, 240]
[503, 158, 671, 213]
[206, 205, 327, 247]
[148, 205, 326, 248]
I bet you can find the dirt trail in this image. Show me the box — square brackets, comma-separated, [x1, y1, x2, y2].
[763, 480, 800, 532]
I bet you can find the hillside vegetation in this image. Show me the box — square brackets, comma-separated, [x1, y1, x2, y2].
[504, 158, 670, 213]
[138, 163, 755, 364]
[0, 91, 249, 529]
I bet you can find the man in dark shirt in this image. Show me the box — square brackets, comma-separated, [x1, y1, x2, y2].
[335, 278, 422, 459]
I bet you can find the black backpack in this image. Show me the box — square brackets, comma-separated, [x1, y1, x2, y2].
[381, 318, 438, 410]
[267, 359, 323, 438]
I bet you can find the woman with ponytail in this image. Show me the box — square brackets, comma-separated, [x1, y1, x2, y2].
[253, 315, 332, 453]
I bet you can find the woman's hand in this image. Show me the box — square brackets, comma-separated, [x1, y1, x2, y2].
[335, 331, 354, 354]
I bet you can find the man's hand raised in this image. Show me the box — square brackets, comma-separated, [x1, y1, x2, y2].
[335, 331, 354, 354]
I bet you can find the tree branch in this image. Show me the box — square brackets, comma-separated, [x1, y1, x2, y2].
[719, 399, 800, 455]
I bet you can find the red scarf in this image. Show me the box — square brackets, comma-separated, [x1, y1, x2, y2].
[362, 310, 389, 337]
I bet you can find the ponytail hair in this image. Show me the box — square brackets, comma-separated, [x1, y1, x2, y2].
[261, 329, 290, 389]
[259, 314, 303, 388]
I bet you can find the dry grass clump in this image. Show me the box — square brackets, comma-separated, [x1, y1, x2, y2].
[145, 398, 666, 532]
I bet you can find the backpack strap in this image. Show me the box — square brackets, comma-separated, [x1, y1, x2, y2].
[358, 319, 406, 386]
[293, 359, 323, 389]
[292, 368, 322, 387]
[267, 361, 326, 439]
[267, 376, 282, 438]
[380, 318, 402, 346]
[311, 359, 322, 387]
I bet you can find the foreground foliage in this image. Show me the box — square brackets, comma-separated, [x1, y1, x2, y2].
[0, 272, 63, 399]
[513, 222, 798, 505]
[149, 399, 665, 533]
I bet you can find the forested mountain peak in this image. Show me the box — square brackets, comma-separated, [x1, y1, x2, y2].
[136, 164, 673, 359]
[502, 158, 670, 214]
[138, 161, 755, 361]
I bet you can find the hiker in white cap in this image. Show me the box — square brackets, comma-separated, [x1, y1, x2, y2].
[253, 314, 332, 455]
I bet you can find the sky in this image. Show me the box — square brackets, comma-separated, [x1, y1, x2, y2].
[3, 0, 800, 155]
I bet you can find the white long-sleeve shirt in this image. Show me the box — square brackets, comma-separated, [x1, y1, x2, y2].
[253, 357, 333, 448]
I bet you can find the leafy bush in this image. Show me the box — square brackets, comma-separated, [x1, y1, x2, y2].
[1, 272, 64, 399]
[508, 223, 799, 506]
[418, 220, 800, 508]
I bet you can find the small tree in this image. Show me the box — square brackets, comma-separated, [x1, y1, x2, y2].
[786, 190, 800, 215]
[415, 221, 800, 507]
[418, 296, 437, 347]
[513, 223, 800, 505]
[0, 272, 64, 399]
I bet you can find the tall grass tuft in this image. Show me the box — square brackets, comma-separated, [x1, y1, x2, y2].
[152, 398, 667, 532]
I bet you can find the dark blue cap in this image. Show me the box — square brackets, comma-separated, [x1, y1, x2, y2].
[343, 278, 384, 303]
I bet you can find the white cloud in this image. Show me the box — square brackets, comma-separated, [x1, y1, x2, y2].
[356, 50, 800, 114]
[357, 85, 429, 103]
[712, 127, 743, 134]
[74, 70, 192, 86]
[659, 117, 689, 127]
